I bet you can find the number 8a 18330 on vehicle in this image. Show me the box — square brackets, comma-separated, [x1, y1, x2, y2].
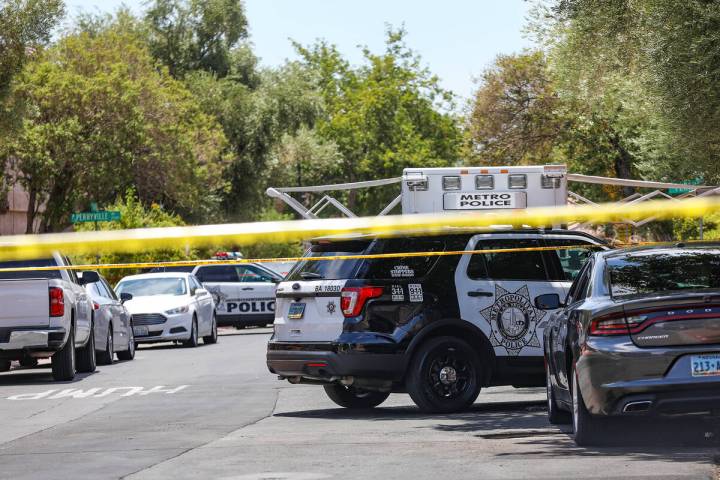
[543, 245, 720, 446]
[267, 229, 606, 413]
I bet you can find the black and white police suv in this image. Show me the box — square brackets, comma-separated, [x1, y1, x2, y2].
[267, 229, 608, 412]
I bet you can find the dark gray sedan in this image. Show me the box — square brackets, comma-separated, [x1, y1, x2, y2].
[83, 272, 136, 364]
[540, 245, 720, 445]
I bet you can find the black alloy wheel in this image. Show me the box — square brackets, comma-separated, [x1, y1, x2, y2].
[52, 324, 76, 381]
[407, 336, 482, 413]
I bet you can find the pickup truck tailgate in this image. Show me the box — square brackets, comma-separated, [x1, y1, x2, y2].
[0, 279, 50, 327]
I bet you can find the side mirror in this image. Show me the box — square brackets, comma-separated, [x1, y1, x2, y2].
[78, 270, 100, 285]
[535, 293, 563, 310]
[195, 288, 208, 296]
[120, 292, 133, 304]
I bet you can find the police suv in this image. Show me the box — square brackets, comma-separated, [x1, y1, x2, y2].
[153, 259, 282, 328]
[267, 165, 609, 412]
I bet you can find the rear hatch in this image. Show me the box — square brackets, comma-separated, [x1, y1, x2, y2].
[0, 259, 64, 328]
[273, 239, 371, 342]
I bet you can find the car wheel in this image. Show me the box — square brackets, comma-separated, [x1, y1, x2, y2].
[76, 322, 97, 373]
[547, 365, 571, 424]
[572, 365, 602, 446]
[323, 384, 390, 409]
[117, 321, 135, 361]
[406, 336, 482, 413]
[203, 315, 218, 345]
[97, 324, 114, 365]
[182, 316, 199, 348]
[51, 325, 76, 381]
[0, 360, 11, 372]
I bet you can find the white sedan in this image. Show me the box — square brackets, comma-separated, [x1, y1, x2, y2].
[115, 273, 217, 347]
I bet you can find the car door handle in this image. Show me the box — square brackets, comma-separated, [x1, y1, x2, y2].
[242, 287, 254, 291]
[468, 290, 493, 298]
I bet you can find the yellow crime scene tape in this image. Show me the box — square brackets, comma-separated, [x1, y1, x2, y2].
[0, 196, 716, 267]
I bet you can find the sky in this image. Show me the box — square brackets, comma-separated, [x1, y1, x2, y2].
[64, 0, 535, 101]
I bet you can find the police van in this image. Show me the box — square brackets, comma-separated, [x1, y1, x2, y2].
[266, 165, 609, 412]
[152, 259, 283, 328]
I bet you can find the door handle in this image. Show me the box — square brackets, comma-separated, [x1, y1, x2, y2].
[242, 287, 254, 291]
[468, 290, 493, 298]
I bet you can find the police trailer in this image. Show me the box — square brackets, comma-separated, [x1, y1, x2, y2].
[265, 165, 719, 412]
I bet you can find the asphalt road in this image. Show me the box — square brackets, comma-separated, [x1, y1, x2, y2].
[0, 329, 718, 480]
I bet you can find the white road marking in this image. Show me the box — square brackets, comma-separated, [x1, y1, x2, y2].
[5, 385, 189, 400]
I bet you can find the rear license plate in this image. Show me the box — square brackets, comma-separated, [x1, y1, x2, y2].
[133, 326, 149, 337]
[288, 303, 306, 320]
[691, 354, 720, 377]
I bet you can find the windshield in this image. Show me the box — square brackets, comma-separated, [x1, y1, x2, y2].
[286, 240, 371, 281]
[116, 277, 188, 297]
[608, 250, 720, 298]
[0, 259, 62, 280]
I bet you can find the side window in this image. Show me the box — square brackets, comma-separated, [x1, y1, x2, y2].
[63, 256, 79, 284]
[94, 280, 112, 299]
[86, 283, 101, 299]
[364, 238, 445, 280]
[189, 276, 202, 292]
[196, 266, 239, 283]
[468, 239, 547, 281]
[101, 278, 118, 300]
[567, 262, 592, 305]
[544, 239, 601, 281]
[236, 265, 275, 283]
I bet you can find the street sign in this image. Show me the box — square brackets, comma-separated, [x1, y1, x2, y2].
[70, 211, 121, 223]
[669, 178, 703, 195]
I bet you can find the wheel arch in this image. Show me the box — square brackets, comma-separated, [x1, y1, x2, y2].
[405, 318, 496, 386]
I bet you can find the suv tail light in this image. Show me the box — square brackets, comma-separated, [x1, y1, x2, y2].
[340, 286, 383, 317]
[49, 287, 65, 317]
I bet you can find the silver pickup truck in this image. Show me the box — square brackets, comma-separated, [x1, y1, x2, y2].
[0, 253, 99, 381]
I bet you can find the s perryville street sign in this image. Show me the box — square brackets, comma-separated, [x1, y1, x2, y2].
[70, 211, 121, 223]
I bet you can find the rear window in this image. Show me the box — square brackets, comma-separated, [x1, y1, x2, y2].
[0, 259, 62, 280]
[287, 240, 370, 281]
[363, 238, 445, 280]
[608, 250, 720, 298]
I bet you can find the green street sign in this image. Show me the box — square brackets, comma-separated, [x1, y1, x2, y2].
[669, 178, 703, 195]
[70, 211, 122, 223]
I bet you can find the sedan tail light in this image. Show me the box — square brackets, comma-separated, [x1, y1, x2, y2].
[49, 287, 65, 317]
[340, 286, 383, 317]
[589, 312, 629, 336]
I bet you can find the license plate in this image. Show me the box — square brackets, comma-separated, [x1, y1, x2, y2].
[133, 326, 149, 337]
[691, 354, 720, 377]
[288, 303, 306, 320]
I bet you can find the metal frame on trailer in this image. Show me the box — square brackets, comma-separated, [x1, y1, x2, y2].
[267, 173, 719, 234]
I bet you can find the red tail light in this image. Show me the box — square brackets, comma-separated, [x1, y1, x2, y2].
[49, 287, 65, 317]
[589, 312, 646, 336]
[340, 286, 383, 317]
[93, 302, 100, 310]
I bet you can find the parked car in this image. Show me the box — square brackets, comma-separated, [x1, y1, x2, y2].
[115, 272, 217, 347]
[150, 262, 282, 328]
[542, 245, 720, 445]
[81, 271, 135, 364]
[267, 229, 607, 412]
[0, 254, 97, 381]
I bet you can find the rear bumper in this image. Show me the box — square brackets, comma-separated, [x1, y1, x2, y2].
[267, 342, 405, 381]
[0, 327, 67, 358]
[577, 337, 720, 416]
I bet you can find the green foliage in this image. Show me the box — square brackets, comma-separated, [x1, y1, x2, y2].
[74, 189, 195, 284]
[240, 208, 304, 259]
[4, 20, 230, 232]
[145, 0, 248, 78]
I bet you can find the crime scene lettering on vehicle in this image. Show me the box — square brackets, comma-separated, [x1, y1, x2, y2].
[390, 265, 415, 278]
[443, 192, 526, 210]
[225, 298, 275, 314]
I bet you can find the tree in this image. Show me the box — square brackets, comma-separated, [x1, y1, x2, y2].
[144, 0, 248, 78]
[4, 22, 230, 232]
[296, 28, 462, 214]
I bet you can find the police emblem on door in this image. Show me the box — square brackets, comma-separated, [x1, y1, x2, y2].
[480, 285, 544, 356]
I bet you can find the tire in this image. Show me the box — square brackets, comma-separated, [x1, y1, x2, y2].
[203, 315, 218, 344]
[572, 365, 602, 446]
[182, 316, 199, 348]
[0, 360, 11, 372]
[52, 325, 76, 381]
[547, 365, 571, 425]
[323, 384, 390, 409]
[117, 320, 136, 361]
[97, 323, 114, 365]
[76, 322, 97, 373]
[406, 336, 482, 413]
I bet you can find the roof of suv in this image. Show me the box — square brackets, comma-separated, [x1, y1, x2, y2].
[312, 228, 608, 244]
